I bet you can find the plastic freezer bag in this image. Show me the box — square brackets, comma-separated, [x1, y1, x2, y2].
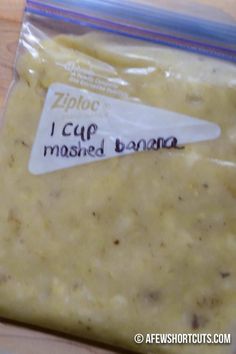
[1, 1, 236, 354]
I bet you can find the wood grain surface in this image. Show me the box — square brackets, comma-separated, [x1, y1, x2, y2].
[0, 0, 235, 353]
[0, 321, 121, 354]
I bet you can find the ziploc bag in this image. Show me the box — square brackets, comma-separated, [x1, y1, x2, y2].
[1, 0, 236, 353]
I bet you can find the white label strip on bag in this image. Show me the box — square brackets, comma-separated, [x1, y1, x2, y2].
[29, 83, 221, 175]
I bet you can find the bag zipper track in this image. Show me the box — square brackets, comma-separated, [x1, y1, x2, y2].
[26, 0, 236, 62]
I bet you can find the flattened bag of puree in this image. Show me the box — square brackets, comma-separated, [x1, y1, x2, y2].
[1, 0, 236, 353]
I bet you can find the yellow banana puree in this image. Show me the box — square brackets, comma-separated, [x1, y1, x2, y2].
[0, 32, 236, 354]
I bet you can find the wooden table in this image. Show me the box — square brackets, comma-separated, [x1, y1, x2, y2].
[0, 0, 235, 353]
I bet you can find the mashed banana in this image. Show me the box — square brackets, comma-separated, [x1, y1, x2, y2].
[0, 32, 236, 354]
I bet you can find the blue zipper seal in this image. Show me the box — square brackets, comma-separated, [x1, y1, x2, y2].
[25, 0, 236, 63]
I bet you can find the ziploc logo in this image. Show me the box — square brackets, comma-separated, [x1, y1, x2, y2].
[29, 83, 221, 175]
[51, 91, 101, 113]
